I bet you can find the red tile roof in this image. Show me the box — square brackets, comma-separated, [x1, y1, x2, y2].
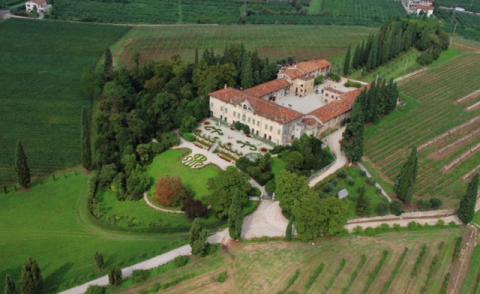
[309, 87, 365, 123]
[281, 59, 331, 80]
[209, 87, 302, 124]
[244, 79, 291, 98]
[29, 0, 47, 5]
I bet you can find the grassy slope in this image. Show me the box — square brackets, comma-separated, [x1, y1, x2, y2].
[0, 173, 187, 292]
[363, 52, 480, 207]
[113, 25, 376, 65]
[0, 19, 129, 186]
[112, 228, 462, 293]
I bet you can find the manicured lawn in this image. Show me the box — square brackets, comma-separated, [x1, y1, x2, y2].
[313, 167, 389, 218]
[112, 228, 462, 293]
[0, 173, 187, 292]
[0, 19, 129, 186]
[147, 149, 221, 202]
[97, 190, 191, 232]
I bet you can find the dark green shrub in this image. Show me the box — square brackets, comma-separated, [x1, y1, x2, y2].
[376, 202, 389, 216]
[430, 197, 442, 209]
[132, 270, 150, 283]
[174, 256, 190, 268]
[265, 179, 275, 196]
[85, 285, 106, 294]
[108, 267, 122, 286]
[389, 200, 403, 216]
[216, 271, 228, 283]
[181, 132, 196, 142]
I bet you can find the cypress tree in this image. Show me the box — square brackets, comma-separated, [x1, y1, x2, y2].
[189, 218, 208, 256]
[351, 44, 361, 70]
[458, 174, 479, 224]
[81, 107, 92, 170]
[4, 275, 18, 294]
[343, 46, 352, 75]
[394, 147, 418, 204]
[240, 52, 253, 89]
[341, 99, 365, 162]
[15, 141, 30, 188]
[194, 48, 199, 65]
[366, 36, 379, 71]
[103, 48, 113, 80]
[228, 191, 243, 240]
[20, 258, 43, 294]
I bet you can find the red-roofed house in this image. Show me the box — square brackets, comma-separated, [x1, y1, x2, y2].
[209, 59, 367, 145]
[402, 0, 434, 16]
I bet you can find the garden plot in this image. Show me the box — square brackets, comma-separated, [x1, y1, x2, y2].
[196, 119, 272, 159]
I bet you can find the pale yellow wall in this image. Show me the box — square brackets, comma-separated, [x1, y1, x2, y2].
[210, 97, 292, 145]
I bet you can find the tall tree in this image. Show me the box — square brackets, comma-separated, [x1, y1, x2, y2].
[228, 191, 243, 240]
[15, 142, 31, 188]
[103, 48, 113, 80]
[81, 107, 92, 170]
[351, 44, 361, 70]
[190, 218, 208, 256]
[4, 275, 17, 294]
[275, 171, 310, 217]
[394, 147, 418, 204]
[341, 98, 365, 162]
[293, 193, 348, 240]
[343, 46, 352, 75]
[20, 258, 43, 294]
[366, 35, 379, 71]
[458, 174, 479, 224]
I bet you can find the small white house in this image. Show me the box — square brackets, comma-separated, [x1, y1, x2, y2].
[25, 0, 51, 13]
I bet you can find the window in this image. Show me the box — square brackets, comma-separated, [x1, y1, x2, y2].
[248, 118, 251, 123]
[233, 111, 236, 117]
[257, 121, 260, 127]
[242, 114, 246, 121]
[243, 104, 247, 110]
[269, 126, 273, 132]
[277, 129, 280, 135]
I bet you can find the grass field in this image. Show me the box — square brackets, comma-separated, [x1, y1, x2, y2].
[111, 227, 463, 293]
[363, 52, 480, 208]
[462, 245, 480, 294]
[437, 0, 480, 12]
[0, 173, 188, 292]
[0, 19, 129, 186]
[112, 24, 375, 65]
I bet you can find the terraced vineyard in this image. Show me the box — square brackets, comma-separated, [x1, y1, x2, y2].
[307, 0, 405, 19]
[112, 228, 463, 293]
[114, 24, 375, 65]
[364, 53, 480, 207]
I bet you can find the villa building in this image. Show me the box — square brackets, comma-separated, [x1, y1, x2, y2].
[25, 0, 51, 13]
[209, 59, 368, 145]
[402, 0, 435, 16]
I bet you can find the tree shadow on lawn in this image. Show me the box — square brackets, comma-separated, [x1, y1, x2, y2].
[45, 262, 74, 291]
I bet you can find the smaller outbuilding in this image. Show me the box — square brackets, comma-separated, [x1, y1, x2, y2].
[25, 0, 51, 13]
[338, 189, 349, 200]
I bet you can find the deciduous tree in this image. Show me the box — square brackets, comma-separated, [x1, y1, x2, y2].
[155, 177, 186, 207]
[275, 171, 309, 217]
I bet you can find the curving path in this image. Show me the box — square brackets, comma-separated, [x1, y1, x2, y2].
[143, 193, 185, 214]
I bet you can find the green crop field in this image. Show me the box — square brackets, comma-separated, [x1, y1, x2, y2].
[107, 228, 463, 293]
[307, 0, 405, 19]
[0, 173, 187, 292]
[363, 52, 480, 208]
[0, 19, 129, 186]
[462, 245, 480, 293]
[112, 24, 375, 65]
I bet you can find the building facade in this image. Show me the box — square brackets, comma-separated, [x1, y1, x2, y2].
[25, 0, 51, 13]
[209, 59, 367, 145]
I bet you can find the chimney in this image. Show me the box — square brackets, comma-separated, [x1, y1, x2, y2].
[224, 83, 227, 89]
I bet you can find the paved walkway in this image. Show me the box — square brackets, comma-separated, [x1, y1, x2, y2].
[143, 193, 184, 214]
[59, 229, 230, 294]
[241, 200, 288, 239]
[309, 127, 347, 187]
